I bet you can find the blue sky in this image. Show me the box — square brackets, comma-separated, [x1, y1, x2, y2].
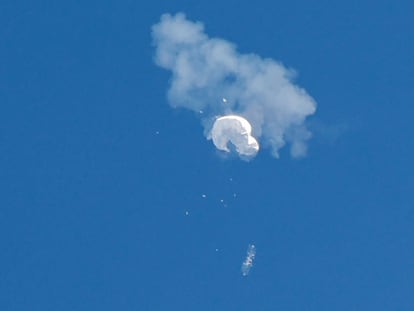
[1, 0, 414, 310]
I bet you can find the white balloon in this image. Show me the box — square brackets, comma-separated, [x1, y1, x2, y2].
[210, 115, 259, 157]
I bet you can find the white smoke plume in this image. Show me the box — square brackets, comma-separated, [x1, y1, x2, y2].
[152, 13, 317, 158]
[241, 244, 256, 276]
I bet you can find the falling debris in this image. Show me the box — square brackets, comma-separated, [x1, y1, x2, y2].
[185, 211, 189, 216]
[241, 244, 256, 276]
[219, 199, 228, 207]
[152, 13, 317, 159]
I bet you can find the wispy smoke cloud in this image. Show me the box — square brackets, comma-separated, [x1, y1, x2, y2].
[152, 13, 317, 158]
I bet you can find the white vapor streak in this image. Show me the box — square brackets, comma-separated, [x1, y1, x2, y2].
[152, 13, 317, 158]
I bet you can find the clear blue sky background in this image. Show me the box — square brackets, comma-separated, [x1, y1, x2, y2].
[1, 1, 414, 310]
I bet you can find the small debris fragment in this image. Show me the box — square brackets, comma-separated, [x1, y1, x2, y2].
[241, 244, 256, 276]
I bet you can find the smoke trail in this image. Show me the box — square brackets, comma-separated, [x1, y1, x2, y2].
[152, 13, 317, 158]
[241, 244, 256, 276]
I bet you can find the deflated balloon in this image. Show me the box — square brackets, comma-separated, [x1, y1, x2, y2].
[210, 115, 259, 157]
